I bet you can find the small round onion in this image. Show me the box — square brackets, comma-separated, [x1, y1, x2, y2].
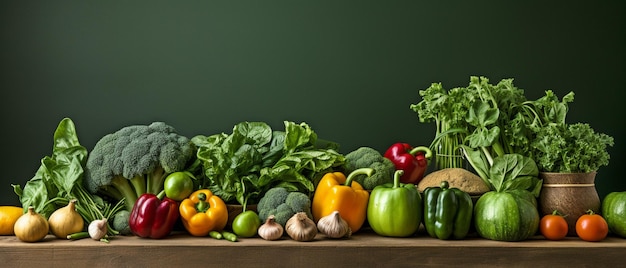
[14, 207, 49, 242]
[48, 199, 84, 238]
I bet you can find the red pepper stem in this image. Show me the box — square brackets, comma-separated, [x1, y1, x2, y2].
[408, 146, 433, 159]
[345, 168, 374, 186]
[393, 170, 405, 188]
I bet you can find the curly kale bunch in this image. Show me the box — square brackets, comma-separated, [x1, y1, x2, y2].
[531, 123, 614, 173]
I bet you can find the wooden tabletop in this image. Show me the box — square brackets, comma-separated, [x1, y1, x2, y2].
[2, 231, 625, 267]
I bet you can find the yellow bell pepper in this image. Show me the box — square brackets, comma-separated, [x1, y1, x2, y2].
[179, 189, 228, 236]
[312, 168, 373, 233]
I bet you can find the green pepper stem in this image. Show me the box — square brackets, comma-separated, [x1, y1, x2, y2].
[440, 180, 449, 190]
[393, 170, 404, 188]
[345, 168, 374, 186]
[196, 192, 209, 212]
[409, 146, 433, 159]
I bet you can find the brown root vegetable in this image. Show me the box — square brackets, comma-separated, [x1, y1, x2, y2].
[417, 168, 489, 195]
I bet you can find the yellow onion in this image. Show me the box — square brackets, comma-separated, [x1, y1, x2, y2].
[48, 199, 85, 238]
[14, 207, 49, 242]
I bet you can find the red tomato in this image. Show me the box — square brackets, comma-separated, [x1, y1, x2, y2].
[575, 210, 609, 242]
[540, 211, 568, 241]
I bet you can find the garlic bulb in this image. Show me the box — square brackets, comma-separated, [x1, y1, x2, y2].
[317, 210, 351, 239]
[285, 212, 317, 242]
[88, 218, 108, 241]
[257, 215, 283, 241]
[48, 199, 85, 239]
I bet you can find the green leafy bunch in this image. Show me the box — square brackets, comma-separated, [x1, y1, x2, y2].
[192, 121, 344, 207]
[412, 76, 613, 195]
[532, 123, 614, 173]
[13, 118, 124, 235]
[410, 83, 476, 169]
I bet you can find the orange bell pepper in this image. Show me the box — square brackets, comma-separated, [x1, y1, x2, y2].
[312, 168, 373, 233]
[179, 189, 228, 236]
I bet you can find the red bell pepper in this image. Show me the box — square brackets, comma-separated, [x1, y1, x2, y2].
[129, 193, 179, 239]
[383, 143, 432, 184]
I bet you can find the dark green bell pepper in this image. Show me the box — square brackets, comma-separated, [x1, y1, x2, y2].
[423, 180, 473, 240]
[367, 170, 422, 237]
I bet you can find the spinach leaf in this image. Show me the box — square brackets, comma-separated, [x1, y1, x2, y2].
[13, 118, 87, 217]
[284, 121, 317, 152]
[460, 146, 541, 197]
[465, 101, 501, 148]
[489, 154, 539, 194]
[13, 168, 56, 217]
[261, 131, 286, 167]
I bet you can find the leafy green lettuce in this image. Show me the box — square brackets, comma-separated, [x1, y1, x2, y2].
[192, 121, 344, 207]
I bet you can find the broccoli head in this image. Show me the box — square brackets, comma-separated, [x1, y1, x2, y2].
[344, 146, 396, 190]
[84, 122, 194, 211]
[257, 187, 313, 227]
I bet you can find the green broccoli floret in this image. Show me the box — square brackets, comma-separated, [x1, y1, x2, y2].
[84, 122, 194, 211]
[344, 146, 396, 190]
[257, 187, 313, 227]
[112, 210, 131, 235]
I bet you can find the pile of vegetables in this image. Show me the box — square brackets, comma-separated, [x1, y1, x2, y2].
[1, 79, 620, 244]
[408, 76, 618, 242]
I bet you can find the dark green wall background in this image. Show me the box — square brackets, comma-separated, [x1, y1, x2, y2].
[1, 1, 624, 207]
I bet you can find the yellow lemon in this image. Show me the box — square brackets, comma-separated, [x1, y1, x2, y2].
[0, 206, 24, 235]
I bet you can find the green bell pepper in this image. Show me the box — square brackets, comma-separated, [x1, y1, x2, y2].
[423, 180, 473, 240]
[367, 170, 422, 237]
